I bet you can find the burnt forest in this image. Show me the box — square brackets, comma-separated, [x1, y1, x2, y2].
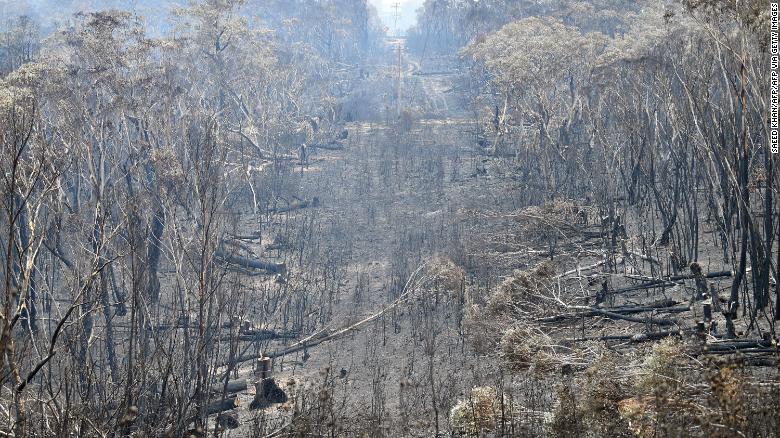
[0, 0, 778, 437]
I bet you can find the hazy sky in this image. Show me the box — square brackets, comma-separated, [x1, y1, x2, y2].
[368, 0, 424, 34]
[0, 0, 426, 35]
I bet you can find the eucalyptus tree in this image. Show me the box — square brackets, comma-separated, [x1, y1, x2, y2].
[0, 14, 39, 76]
[464, 17, 608, 201]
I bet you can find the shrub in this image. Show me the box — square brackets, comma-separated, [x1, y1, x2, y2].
[499, 325, 559, 373]
[548, 354, 632, 437]
[623, 337, 702, 436]
[514, 199, 585, 245]
[462, 304, 502, 355]
[450, 386, 518, 437]
[635, 337, 686, 394]
[548, 383, 580, 438]
[485, 261, 556, 319]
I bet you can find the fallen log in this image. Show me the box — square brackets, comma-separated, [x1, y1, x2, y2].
[740, 356, 779, 366]
[570, 329, 688, 343]
[703, 339, 774, 353]
[538, 300, 687, 323]
[221, 330, 299, 342]
[210, 379, 247, 395]
[556, 260, 610, 279]
[668, 270, 732, 281]
[310, 141, 344, 151]
[609, 270, 732, 295]
[242, 328, 298, 337]
[645, 298, 681, 308]
[268, 198, 319, 214]
[228, 231, 262, 241]
[215, 251, 286, 274]
[610, 281, 678, 294]
[224, 261, 432, 366]
[144, 320, 247, 332]
[222, 238, 256, 252]
[707, 338, 773, 347]
[610, 305, 690, 315]
[704, 348, 778, 355]
[563, 305, 677, 326]
[205, 396, 239, 416]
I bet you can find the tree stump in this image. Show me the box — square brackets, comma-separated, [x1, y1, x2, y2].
[249, 356, 287, 409]
[250, 378, 287, 410]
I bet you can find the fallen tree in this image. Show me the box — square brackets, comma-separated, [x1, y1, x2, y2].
[227, 231, 262, 241]
[209, 379, 247, 395]
[309, 141, 345, 151]
[214, 250, 286, 274]
[607, 270, 733, 295]
[223, 258, 459, 367]
[703, 339, 775, 353]
[538, 299, 688, 323]
[563, 305, 677, 326]
[268, 197, 319, 214]
[205, 396, 239, 416]
[570, 329, 691, 343]
[221, 238, 258, 255]
[221, 329, 299, 342]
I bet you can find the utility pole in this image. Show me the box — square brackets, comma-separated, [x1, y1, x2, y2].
[392, 2, 402, 117]
[392, 2, 400, 36]
[397, 41, 402, 117]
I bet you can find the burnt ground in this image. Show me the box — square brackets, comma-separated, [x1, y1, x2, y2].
[215, 58, 544, 435]
[210, 43, 769, 437]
